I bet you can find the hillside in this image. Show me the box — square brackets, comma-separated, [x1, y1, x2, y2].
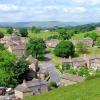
[25, 77, 100, 100]
[0, 21, 91, 28]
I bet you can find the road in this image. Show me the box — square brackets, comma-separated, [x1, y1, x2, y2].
[40, 53, 61, 84]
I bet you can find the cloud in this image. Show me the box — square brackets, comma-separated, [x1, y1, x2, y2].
[0, 0, 99, 22]
[0, 4, 19, 12]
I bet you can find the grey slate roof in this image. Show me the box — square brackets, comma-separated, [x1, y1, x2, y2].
[15, 80, 47, 92]
[61, 74, 84, 82]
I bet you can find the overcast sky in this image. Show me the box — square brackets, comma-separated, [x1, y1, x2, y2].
[0, 0, 100, 22]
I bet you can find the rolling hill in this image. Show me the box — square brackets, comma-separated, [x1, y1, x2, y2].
[0, 21, 86, 28]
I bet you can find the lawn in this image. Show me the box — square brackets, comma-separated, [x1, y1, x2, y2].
[28, 31, 59, 39]
[0, 28, 7, 34]
[25, 77, 100, 100]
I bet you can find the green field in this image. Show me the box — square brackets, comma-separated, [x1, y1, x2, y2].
[29, 31, 59, 39]
[73, 31, 100, 40]
[0, 28, 7, 34]
[25, 77, 100, 100]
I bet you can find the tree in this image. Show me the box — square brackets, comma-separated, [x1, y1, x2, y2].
[26, 38, 46, 60]
[0, 50, 30, 87]
[31, 26, 40, 33]
[0, 32, 4, 38]
[84, 32, 97, 41]
[19, 28, 28, 37]
[7, 27, 13, 34]
[76, 42, 89, 54]
[54, 41, 75, 58]
[11, 57, 30, 83]
[58, 27, 76, 40]
[0, 50, 16, 87]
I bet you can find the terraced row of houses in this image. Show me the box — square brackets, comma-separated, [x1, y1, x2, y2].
[60, 54, 100, 70]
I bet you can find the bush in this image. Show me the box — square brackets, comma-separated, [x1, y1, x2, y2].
[54, 41, 75, 58]
[19, 28, 28, 37]
[62, 63, 70, 71]
[67, 69, 78, 75]
[78, 67, 89, 77]
[48, 82, 58, 89]
[0, 32, 4, 38]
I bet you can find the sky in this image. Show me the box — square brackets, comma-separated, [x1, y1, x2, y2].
[0, 0, 100, 22]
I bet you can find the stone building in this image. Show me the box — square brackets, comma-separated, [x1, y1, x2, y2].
[0, 34, 27, 57]
[15, 79, 48, 99]
[26, 55, 39, 72]
[96, 27, 100, 32]
[83, 37, 93, 47]
[46, 39, 59, 48]
[60, 74, 84, 86]
[60, 55, 100, 70]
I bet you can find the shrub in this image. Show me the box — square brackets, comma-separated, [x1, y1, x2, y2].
[78, 67, 89, 77]
[54, 41, 75, 58]
[48, 82, 58, 89]
[67, 69, 78, 75]
[62, 63, 70, 71]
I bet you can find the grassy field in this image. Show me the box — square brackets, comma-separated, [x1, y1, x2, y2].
[73, 30, 100, 40]
[25, 77, 100, 100]
[0, 28, 7, 34]
[29, 31, 59, 39]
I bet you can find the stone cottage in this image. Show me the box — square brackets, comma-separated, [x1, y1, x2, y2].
[60, 55, 100, 70]
[26, 55, 47, 80]
[83, 37, 93, 47]
[26, 55, 39, 72]
[46, 39, 59, 48]
[15, 79, 48, 99]
[0, 34, 27, 57]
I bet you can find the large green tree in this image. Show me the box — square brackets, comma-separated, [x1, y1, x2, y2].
[31, 26, 40, 33]
[0, 50, 30, 87]
[54, 41, 75, 58]
[19, 28, 28, 37]
[7, 27, 13, 34]
[26, 38, 46, 60]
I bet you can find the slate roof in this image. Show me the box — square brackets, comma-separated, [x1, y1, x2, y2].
[15, 80, 47, 92]
[61, 74, 84, 82]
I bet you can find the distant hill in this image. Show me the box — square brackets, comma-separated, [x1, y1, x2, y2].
[25, 76, 100, 100]
[0, 21, 86, 28]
